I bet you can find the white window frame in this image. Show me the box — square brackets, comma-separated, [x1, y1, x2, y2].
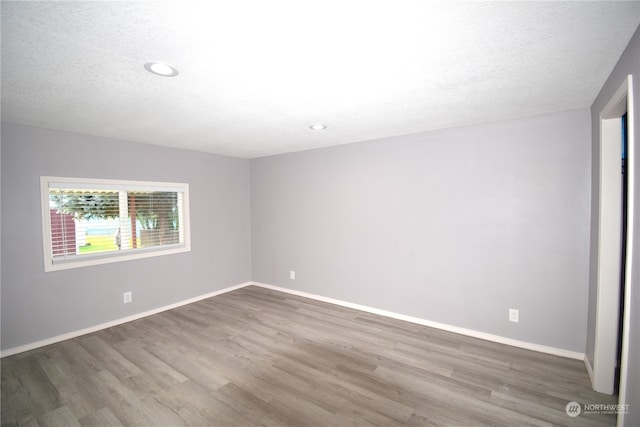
[41, 176, 191, 272]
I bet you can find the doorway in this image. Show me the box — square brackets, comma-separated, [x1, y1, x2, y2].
[592, 75, 634, 426]
[614, 113, 628, 394]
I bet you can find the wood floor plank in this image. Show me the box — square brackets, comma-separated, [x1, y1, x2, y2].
[37, 406, 81, 427]
[1, 354, 62, 423]
[77, 337, 142, 381]
[142, 339, 230, 392]
[1, 286, 617, 426]
[113, 339, 189, 389]
[152, 380, 251, 427]
[214, 382, 300, 427]
[90, 369, 187, 426]
[34, 352, 97, 420]
[77, 407, 125, 427]
[273, 356, 415, 425]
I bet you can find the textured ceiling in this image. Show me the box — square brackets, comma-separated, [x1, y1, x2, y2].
[2, 1, 639, 158]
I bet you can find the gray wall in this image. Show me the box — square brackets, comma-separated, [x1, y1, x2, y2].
[251, 108, 591, 352]
[588, 26, 640, 426]
[1, 123, 252, 351]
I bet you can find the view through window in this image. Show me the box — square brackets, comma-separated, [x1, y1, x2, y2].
[42, 177, 190, 271]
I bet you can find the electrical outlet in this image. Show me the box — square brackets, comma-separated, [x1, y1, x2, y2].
[124, 291, 132, 304]
[509, 308, 519, 323]
[289, 270, 296, 280]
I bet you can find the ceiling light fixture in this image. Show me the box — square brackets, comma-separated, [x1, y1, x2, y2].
[144, 62, 179, 77]
[309, 123, 327, 130]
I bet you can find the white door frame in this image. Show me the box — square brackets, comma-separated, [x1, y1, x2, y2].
[615, 75, 635, 427]
[592, 74, 634, 425]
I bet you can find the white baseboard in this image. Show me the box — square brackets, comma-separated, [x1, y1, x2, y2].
[3, 280, 586, 362]
[1, 282, 251, 358]
[584, 354, 595, 384]
[250, 282, 586, 361]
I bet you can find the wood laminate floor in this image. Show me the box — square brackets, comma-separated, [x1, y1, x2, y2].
[1, 286, 617, 426]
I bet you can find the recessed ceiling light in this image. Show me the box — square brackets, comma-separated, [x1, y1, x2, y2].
[144, 62, 179, 77]
[309, 123, 327, 130]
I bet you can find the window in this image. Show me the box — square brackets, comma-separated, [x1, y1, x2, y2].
[41, 177, 190, 272]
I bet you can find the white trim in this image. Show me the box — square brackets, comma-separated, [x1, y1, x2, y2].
[0, 282, 251, 358]
[45, 176, 190, 192]
[250, 282, 585, 360]
[593, 116, 623, 394]
[617, 75, 634, 427]
[3, 280, 587, 361]
[584, 354, 595, 385]
[3, 280, 587, 362]
[592, 75, 634, 397]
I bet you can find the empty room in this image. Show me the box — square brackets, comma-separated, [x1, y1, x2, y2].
[1, 1, 639, 426]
